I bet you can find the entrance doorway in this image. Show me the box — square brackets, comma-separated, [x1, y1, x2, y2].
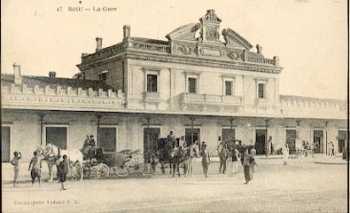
[2, 126, 10, 162]
[286, 129, 296, 154]
[255, 129, 267, 155]
[45, 126, 67, 149]
[185, 128, 200, 146]
[313, 130, 324, 153]
[97, 127, 117, 153]
[144, 128, 160, 163]
[222, 128, 235, 144]
[337, 130, 347, 153]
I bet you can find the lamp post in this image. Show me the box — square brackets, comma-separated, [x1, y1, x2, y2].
[146, 117, 151, 172]
[190, 116, 195, 146]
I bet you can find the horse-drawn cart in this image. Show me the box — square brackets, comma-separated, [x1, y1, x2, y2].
[82, 149, 146, 178]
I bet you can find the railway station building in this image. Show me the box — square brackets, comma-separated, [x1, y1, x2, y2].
[1, 9, 347, 163]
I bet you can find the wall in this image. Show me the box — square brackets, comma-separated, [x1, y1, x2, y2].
[2, 110, 347, 164]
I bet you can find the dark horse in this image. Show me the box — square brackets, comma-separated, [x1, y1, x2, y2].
[157, 138, 189, 176]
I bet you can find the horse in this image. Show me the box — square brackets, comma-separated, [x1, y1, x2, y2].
[35, 144, 84, 182]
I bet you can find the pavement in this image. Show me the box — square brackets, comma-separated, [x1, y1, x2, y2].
[2, 157, 348, 213]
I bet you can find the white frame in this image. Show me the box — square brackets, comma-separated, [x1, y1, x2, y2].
[43, 124, 69, 150]
[223, 78, 235, 96]
[98, 125, 118, 153]
[143, 69, 160, 94]
[256, 79, 267, 99]
[1, 124, 12, 162]
[184, 72, 200, 94]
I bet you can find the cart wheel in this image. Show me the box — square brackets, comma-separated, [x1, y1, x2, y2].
[97, 163, 110, 178]
[115, 167, 128, 177]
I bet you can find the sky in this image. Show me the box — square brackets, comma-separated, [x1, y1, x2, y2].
[1, 0, 347, 99]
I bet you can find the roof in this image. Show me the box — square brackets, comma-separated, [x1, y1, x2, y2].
[1, 74, 114, 91]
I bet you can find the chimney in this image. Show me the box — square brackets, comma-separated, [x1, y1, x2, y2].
[48, 71, 56, 79]
[123, 25, 131, 40]
[96, 37, 103, 52]
[256, 44, 262, 54]
[13, 63, 22, 85]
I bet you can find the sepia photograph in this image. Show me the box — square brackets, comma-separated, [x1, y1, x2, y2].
[1, 0, 348, 212]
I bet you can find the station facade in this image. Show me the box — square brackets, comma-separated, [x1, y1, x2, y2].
[1, 10, 347, 162]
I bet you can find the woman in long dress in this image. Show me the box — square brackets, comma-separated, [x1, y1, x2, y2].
[282, 144, 289, 165]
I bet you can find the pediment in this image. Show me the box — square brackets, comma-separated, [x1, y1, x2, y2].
[222, 28, 253, 50]
[165, 23, 200, 41]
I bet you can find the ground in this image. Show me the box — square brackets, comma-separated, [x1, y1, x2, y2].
[2, 156, 348, 213]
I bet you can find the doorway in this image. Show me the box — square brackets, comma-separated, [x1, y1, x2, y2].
[222, 128, 235, 144]
[2, 126, 10, 162]
[313, 130, 324, 153]
[337, 130, 347, 153]
[286, 129, 296, 154]
[185, 128, 200, 146]
[144, 128, 160, 163]
[255, 129, 267, 155]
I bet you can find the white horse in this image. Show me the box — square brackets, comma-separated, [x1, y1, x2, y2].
[36, 144, 84, 182]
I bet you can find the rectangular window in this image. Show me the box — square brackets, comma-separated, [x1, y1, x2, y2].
[98, 72, 108, 81]
[225, 81, 233, 96]
[2, 126, 11, 162]
[147, 74, 158, 93]
[97, 127, 117, 153]
[258, 83, 265, 99]
[188, 78, 197, 94]
[46, 127, 67, 149]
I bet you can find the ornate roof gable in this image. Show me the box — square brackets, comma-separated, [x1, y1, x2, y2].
[165, 23, 200, 41]
[222, 28, 253, 50]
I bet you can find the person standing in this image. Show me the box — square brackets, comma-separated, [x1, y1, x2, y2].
[167, 131, 176, 148]
[242, 148, 251, 184]
[266, 136, 272, 157]
[186, 143, 195, 176]
[58, 155, 69, 190]
[10, 151, 22, 187]
[28, 151, 42, 186]
[201, 143, 210, 178]
[250, 148, 257, 180]
[282, 144, 289, 165]
[217, 140, 228, 174]
[230, 147, 240, 176]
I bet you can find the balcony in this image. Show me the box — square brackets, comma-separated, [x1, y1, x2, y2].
[180, 93, 242, 106]
[143, 92, 161, 103]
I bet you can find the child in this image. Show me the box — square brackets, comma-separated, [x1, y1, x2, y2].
[10, 151, 22, 187]
[28, 151, 41, 185]
[58, 155, 69, 190]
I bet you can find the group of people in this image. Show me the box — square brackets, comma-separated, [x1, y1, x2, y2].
[217, 138, 257, 184]
[10, 149, 70, 190]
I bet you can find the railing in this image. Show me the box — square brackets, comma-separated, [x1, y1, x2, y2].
[128, 40, 170, 53]
[181, 93, 242, 106]
[280, 95, 346, 119]
[246, 52, 276, 65]
[2, 84, 125, 111]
